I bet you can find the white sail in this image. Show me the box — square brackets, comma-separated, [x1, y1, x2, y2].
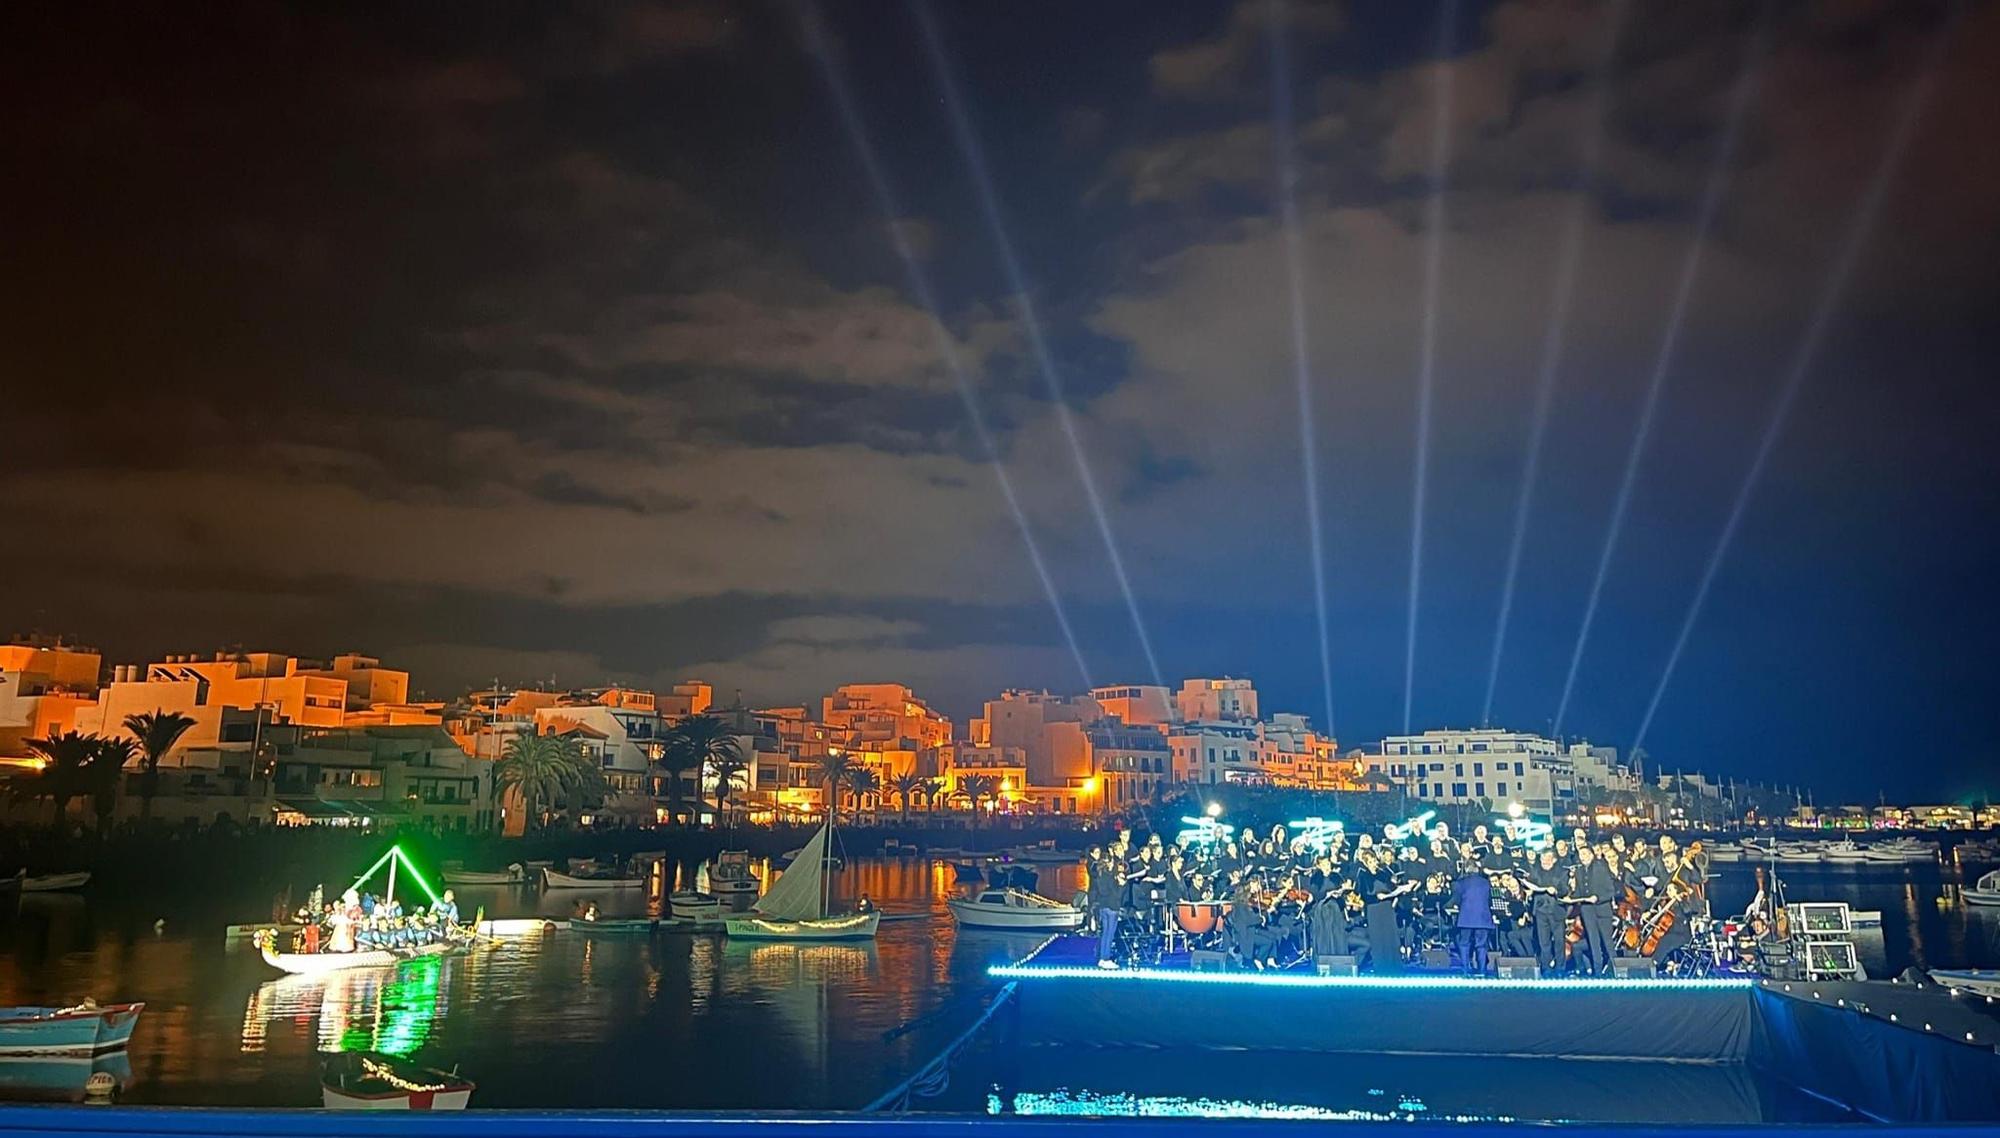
[755, 824, 828, 922]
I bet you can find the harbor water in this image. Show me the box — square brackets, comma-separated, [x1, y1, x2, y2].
[1, 856, 1997, 1115]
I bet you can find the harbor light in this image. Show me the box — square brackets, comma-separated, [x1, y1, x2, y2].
[1206, 802, 1222, 818]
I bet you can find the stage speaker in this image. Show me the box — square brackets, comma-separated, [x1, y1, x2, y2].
[1190, 950, 1228, 972]
[1420, 948, 1451, 970]
[1611, 958, 1656, 980]
[1317, 955, 1359, 977]
[1494, 956, 1541, 980]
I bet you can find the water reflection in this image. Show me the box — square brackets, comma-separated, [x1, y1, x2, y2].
[241, 955, 450, 1057]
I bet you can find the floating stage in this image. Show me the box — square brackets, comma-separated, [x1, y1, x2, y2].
[988, 936, 2000, 1124]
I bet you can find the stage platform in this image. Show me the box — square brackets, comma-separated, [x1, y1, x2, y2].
[988, 936, 2000, 1124]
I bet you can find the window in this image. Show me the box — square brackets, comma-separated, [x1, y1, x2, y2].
[1475, 782, 1485, 797]
[1496, 781, 1507, 796]
[1454, 763, 1464, 777]
[1472, 743, 1488, 753]
[1433, 784, 1444, 797]
[1417, 784, 1428, 797]
[1514, 762, 1524, 775]
[1451, 782, 1467, 797]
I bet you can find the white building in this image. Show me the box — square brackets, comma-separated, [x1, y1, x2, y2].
[1371, 728, 1576, 817]
[1175, 678, 1258, 724]
[1170, 720, 1264, 785]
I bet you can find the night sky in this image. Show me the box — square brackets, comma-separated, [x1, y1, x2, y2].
[5, 2, 1996, 801]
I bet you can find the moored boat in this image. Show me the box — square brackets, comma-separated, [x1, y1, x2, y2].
[1928, 968, 2000, 998]
[1774, 844, 1824, 864]
[442, 865, 523, 886]
[542, 867, 646, 890]
[21, 872, 90, 893]
[1823, 841, 1868, 864]
[948, 887, 1085, 931]
[322, 1051, 474, 1110]
[0, 1003, 144, 1057]
[708, 850, 761, 903]
[668, 891, 723, 922]
[1706, 842, 1743, 863]
[1964, 869, 2000, 907]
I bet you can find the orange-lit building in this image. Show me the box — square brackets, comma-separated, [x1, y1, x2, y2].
[0, 636, 102, 768]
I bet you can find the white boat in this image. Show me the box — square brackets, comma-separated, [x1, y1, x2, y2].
[542, 867, 646, 890]
[1706, 843, 1743, 863]
[1007, 844, 1078, 865]
[21, 872, 90, 893]
[1929, 968, 2000, 998]
[708, 851, 761, 902]
[948, 888, 1085, 931]
[1774, 845, 1824, 864]
[0, 1003, 144, 1057]
[1862, 846, 1908, 864]
[1965, 869, 2000, 907]
[668, 892, 723, 922]
[322, 1051, 474, 1110]
[472, 918, 554, 937]
[1850, 909, 1882, 928]
[442, 865, 523, 886]
[1823, 841, 1868, 864]
[726, 821, 879, 942]
[258, 936, 460, 975]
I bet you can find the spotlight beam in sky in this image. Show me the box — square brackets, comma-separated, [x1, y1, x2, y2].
[1550, 6, 1771, 739]
[1267, 0, 1336, 736]
[910, 0, 1164, 688]
[800, 3, 1093, 689]
[1404, 0, 1457, 734]
[1482, 0, 1630, 729]
[1633, 20, 1953, 756]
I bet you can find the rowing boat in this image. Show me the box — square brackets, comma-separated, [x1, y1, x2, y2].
[259, 937, 462, 975]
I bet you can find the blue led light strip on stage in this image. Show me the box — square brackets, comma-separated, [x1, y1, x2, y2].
[988, 964, 1754, 991]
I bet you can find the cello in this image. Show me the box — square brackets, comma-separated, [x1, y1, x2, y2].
[1638, 855, 1697, 956]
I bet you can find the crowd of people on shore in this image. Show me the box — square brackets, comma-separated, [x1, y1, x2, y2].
[1082, 821, 1711, 976]
[285, 884, 466, 954]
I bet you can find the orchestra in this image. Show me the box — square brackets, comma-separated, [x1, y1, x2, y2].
[1083, 819, 1714, 976]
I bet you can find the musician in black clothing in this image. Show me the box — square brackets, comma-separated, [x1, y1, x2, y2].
[1568, 844, 1618, 977]
[1355, 849, 1407, 974]
[1526, 849, 1569, 973]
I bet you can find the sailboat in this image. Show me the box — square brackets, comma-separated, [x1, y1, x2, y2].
[724, 821, 879, 942]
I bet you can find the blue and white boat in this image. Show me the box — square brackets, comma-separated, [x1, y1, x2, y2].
[0, 1003, 144, 1057]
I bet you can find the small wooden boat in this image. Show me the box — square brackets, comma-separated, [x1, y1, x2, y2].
[0, 1052, 132, 1103]
[473, 918, 556, 937]
[1008, 843, 1078, 865]
[1929, 968, 2000, 998]
[565, 917, 658, 935]
[1823, 841, 1868, 864]
[948, 888, 1085, 931]
[442, 865, 523, 886]
[708, 851, 761, 901]
[0, 1003, 144, 1057]
[542, 867, 646, 890]
[322, 1051, 474, 1110]
[21, 872, 91, 893]
[727, 821, 878, 942]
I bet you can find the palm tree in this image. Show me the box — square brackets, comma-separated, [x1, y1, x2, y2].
[816, 753, 852, 825]
[710, 751, 750, 825]
[890, 772, 925, 824]
[920, 777, 945, 814]
[497, 732, 601, 832]
[22, 730, 98, 827]
[655, 716, 739, 825]
[849, 768, 881, 819]
[123, 710, 197, 825]
[85, 736, 136, 836]
[960, 774, 1001, 832]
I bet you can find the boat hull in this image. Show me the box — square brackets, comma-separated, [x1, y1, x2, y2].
[668, 893, 723, 922]
[565, 919, 658, 934]
[1965, 891, 2000, 907]
[0, 1004, 144, 1057]
[261, 942, 458, 975]
[724, 912, 880, 941]
[1930, 969, 2000, 997]
[323, 1086, 474, 1110]
[542, 869, 646, 890]
[322, 1053, 474, 1110]
[21, 873, 90, 893]
[947, 899, 1084, 931]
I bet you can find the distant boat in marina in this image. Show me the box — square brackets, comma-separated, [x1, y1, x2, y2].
[542, 867, 646, 890]
[0, 1003, 143, 1058]
[1774, 845, 1824, 864]
[1823, 841, 1868, 864]
[708, 850, 761, 906]
[726, 820, 879, 942]
[566, 917, 659, 935]
[668, 892, 723, 922]
[442, 865, 524, 886]
[1007, 843, 1078, 865]
[322, 1051, 475, 1110]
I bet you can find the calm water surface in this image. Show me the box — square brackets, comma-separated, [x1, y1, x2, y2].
[1, 854, 1996, 1113]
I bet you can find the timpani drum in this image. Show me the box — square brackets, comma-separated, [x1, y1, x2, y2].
[1174, 900, 1231, 936]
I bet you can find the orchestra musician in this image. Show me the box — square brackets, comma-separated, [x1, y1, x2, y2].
[1567, 843, 1618, 976]
[1355, 848, 1412, 974]
[1451, 857, 1496, 974]
[1526, 848, 1568, 973]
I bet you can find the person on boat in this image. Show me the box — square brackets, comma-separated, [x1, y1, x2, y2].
[328, 891, 361, 953]
[581, 901, 600, 922]
[433, 890, 460, 927]
[855, 894, 875, 914]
